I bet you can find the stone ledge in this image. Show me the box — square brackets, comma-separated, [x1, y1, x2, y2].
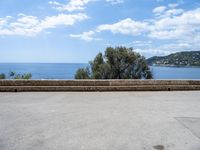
[0, 79, 200, 86]
[0, 80, 200, 91]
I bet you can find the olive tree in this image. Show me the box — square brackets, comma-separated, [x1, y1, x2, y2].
[75, 47, 152, 79]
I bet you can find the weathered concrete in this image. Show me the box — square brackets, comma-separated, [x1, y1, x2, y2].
[0, 91, 200, 150]
[0, 80, 200, 92]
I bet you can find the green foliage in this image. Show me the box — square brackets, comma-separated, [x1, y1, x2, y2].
[9, 71, 15, 77]
[9, 71, 32, 79]
[75, 67, 90, 79]
[75, 47, 153, 79]
[22, 73, 32, 79]
[0, 73, 6, 79]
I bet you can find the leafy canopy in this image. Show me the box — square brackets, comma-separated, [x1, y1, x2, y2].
[9, 71, 32, 79]
[0, 73, 6, 79]
[75, 47, 152, 79]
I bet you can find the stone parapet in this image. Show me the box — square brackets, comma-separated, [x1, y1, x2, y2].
[0, 80, 200, 92]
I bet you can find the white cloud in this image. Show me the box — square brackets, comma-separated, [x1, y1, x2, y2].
[40, 13, 88, 29]
[106, 0, 124, 5]
[10, 16, 39, 29]
[168, 3, 179, 8]
[0, 16, 12, 27]
[153, 2, 184, 18]
[153, 6, 167, 15]
[0, 19, 7, 26]
[163, 8, 184, 18]
[125, 40, 199, 58]
[149, 8, 200, 40]
[130, 41, 152, 47]
[0, 13, 88, 36]
[135, 48, 170, 58]
[49, 0, 124, 12]
[72, 6, 200, 48]
[70, 18, 147, 42]
[97, 18, 148, 36]
[0, 29, 13, 35]
[74, 6, 200, 54]
[70, 30, 100, 41]
[49, 0, 95, 12]
[1, 0, 199, 56]
[145, 7, 200, 56]
[122, 41, 192, 58]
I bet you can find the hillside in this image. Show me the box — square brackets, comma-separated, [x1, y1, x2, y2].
[147, 51, 200, 67]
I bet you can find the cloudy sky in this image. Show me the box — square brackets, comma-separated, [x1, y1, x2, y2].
[0, 0, 200, 63]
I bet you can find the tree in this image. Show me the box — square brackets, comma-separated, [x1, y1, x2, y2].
[19, 73, 32, 79]
[75, 67, 90, 79]
[75, 47, 153, 79]
[9, 71, 32, 79]
[9, 71, 15, 77]
[0, 73, 6, 79]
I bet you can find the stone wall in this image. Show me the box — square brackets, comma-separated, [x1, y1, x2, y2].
[0, 80, 200, 92]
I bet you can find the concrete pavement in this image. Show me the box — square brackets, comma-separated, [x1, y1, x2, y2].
[0, 91, 200, 150]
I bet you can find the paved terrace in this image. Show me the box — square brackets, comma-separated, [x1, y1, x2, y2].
[0, 91, 200, 150]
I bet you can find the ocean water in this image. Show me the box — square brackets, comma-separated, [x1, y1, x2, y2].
[0, 63, 88, 79]
[0, 63, 200, 79]
[151, 66, 200, 79]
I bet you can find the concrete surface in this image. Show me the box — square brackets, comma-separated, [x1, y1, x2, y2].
[0, 91, 200, 150]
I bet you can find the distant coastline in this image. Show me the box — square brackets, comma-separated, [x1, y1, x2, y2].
[150, 64, 200, 68]
[147, 51, 200, 67]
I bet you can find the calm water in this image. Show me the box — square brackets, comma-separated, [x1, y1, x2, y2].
[0, 63, 200, 79]
[151, 66, 200, 79]
[0, 63, 88, 79]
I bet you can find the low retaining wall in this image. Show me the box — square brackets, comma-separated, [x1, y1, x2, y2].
[0, 80, 200, 92]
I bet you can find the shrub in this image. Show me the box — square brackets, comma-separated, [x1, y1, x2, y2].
[0, 73, 6, 79]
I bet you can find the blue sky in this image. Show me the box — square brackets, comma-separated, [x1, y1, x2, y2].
[0, 0, 200, 63]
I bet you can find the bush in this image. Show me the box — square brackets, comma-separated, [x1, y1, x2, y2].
[9, 71, 32, 79]
[75, 67, 90, 79]
[0, 73, 6, 79]
[21, 73, 32, 79]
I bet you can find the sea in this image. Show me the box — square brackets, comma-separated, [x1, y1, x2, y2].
[0, 63, 200, 79]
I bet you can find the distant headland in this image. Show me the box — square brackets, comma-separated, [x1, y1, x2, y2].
[147, 51, 200, 67]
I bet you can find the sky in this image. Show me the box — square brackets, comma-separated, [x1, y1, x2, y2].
[0, 0, 200, 63]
